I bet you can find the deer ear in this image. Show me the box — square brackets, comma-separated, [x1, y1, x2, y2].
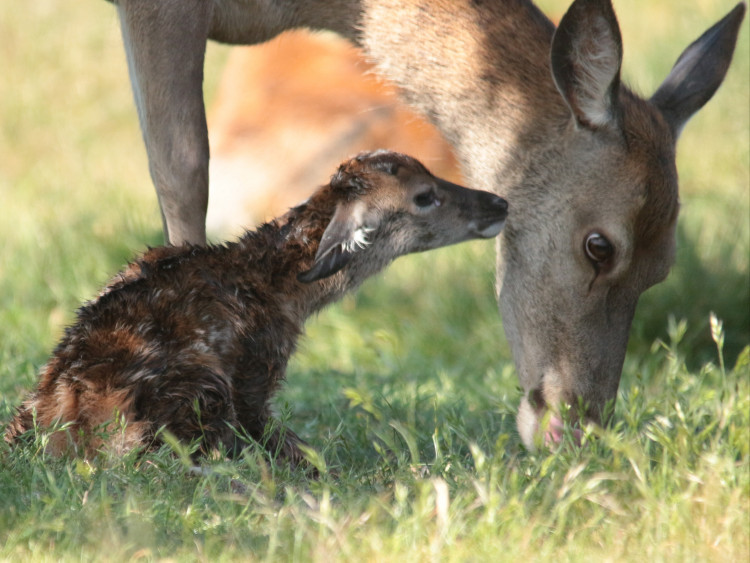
[297, 201, 374, 283]
[550, 0, 623, 129]
[651, 3, 746, 139]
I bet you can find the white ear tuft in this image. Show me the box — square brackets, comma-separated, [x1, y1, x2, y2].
[344, 226, 375, 253]
[297, 201, 376, 283]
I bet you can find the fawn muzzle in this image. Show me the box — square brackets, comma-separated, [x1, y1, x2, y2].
[468, 188, 508, 239]
[435, 178, 508, 239]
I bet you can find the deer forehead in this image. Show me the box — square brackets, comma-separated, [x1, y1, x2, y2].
[569, 103, 677, 227]
[360, 170, 435, 207]
[623, 101, 680, 254]
[569, 120, 678, 286]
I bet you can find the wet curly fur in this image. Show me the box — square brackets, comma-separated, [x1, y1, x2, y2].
[5, 150, 507, 465]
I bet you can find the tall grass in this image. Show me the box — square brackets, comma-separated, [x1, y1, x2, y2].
[1, 1, 748, 560]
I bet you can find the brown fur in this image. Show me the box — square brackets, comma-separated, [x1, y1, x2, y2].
[110, 0, 744, 448]
[5, 151, 507, 462]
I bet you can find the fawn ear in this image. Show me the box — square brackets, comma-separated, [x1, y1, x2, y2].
[651, 3, 746, 139]
[297, 201, 374, 283]
[550, 0, 623, 130]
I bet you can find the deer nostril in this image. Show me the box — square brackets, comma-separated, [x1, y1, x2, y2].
[486, 194, 508, 213]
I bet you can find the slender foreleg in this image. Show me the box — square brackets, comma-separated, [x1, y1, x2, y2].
[117, 0, 212, 245]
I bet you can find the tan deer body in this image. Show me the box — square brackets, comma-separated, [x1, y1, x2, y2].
[110, 0, 745, 448]
[5, 151, 508, 461]
[205, 31, 463, 232]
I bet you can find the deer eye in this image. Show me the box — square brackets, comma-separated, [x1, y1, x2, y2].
[413, 189, 438, 208]
[584, 232, 614, 270]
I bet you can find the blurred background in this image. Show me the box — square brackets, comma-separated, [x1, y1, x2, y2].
[206, 30, 463, 234]
[0, 1, 748, 409]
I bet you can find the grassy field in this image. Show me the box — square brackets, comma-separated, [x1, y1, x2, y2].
[1, 1, 748, 561]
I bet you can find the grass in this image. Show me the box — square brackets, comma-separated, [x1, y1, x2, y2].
[1, 0, 748, 560]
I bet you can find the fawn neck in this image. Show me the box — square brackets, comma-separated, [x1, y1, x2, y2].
[232, 204, 355, 320]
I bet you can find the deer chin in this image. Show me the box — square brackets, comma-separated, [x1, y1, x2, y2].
[517, 395, 584, 451]
[470, 219, 506, 239]
[544, 414, 583, 447]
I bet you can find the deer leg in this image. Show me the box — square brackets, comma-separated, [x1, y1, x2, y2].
[141, 364, 237, 457]
[262, 422, 309, 469]
[235, 410, 310, 469]
[116, 0, 212, 245]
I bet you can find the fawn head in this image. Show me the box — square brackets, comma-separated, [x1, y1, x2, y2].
[297, 150, 508, 283]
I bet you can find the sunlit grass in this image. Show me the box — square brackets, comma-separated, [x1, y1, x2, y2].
[1, 0, 747, 560]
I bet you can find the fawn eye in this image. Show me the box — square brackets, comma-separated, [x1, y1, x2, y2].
[413, 190, 438, 208]
[584, 232, 614, 270]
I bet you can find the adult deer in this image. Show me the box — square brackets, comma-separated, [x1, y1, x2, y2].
[111, 0, 745, 449]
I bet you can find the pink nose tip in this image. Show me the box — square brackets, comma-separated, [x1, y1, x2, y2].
[544, 415, 583, 447]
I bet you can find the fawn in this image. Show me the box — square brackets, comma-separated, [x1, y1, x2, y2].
[5, 151, 507, 465]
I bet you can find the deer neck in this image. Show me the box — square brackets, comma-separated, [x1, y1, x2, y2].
[358, 0, 568, 193]
[232, 203, 359, 322]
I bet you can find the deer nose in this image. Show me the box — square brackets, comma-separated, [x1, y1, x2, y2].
[470, 192, 508, 238]
[484, 193, 508, 217]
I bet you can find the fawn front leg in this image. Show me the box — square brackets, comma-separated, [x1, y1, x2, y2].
[262, 422, 310, 469]
[236, 411, 310, 469]
[117, 0, 211, 245]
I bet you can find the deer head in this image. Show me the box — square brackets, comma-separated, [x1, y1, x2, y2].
[112, 0, 745, 450]
[498, 0, 746, 448]
[297, 150, 508, 284]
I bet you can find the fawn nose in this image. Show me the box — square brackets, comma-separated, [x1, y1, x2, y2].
[484, 192, 509, 218]
[471, 191, 508, 238]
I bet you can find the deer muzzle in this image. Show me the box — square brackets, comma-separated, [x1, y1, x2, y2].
[469, 190, 508, 238]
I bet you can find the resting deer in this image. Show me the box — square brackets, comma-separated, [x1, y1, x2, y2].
[4, 151, 508, 462]
[109, 0, 745, 448]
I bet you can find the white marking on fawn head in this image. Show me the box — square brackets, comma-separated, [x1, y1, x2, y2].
[344, 225, 375, 253]
[298, 200, 377, 283]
